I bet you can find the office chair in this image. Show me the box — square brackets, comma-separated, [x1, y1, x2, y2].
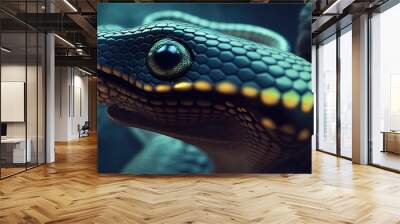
[79, 121, 90, 138]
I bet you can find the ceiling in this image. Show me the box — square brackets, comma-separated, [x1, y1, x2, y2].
[311, 0, 389, 43]
[0, 0, 99, 71]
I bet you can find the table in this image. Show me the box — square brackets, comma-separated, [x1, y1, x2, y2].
[382, 131, 400, 154]
[1, 138, 31, 163]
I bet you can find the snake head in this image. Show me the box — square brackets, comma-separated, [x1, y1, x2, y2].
[98, 21, 313, 172]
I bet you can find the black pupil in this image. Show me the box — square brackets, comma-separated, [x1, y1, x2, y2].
[153, 44, 182, 70]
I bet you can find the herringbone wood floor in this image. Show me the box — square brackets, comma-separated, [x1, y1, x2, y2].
[0, 135, 400, 224]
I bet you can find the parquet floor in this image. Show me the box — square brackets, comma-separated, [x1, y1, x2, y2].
[1, 135, 400, 224]
[1, 167, 26, 178]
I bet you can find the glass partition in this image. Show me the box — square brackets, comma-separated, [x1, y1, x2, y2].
[317, 36, 337, 154]
[1, 30, 28, 177]
[0, 1, 46, 179]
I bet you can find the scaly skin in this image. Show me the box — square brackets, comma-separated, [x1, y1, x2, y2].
[143, 10, 290, 52]
[97, 20, 313, 173]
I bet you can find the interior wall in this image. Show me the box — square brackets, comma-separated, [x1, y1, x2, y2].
[71, 72, 89, 138]
[55, 66, 69, 141]
[54, 66, 89, 141]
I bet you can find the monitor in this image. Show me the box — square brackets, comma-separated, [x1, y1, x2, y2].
[1, 123, 7, 137]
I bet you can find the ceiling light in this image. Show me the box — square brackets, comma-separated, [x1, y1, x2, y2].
[63, 0, 78, 12]
[54, 34, 75, 48]
[322, 0, 342, 15]
[78, 68, 93, 76]
[1, 47, 11, 53]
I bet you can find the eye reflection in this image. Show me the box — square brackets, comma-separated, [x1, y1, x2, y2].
[147, 38, 192, 79]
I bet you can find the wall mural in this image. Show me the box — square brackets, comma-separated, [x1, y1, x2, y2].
[97, 3, 312, 174]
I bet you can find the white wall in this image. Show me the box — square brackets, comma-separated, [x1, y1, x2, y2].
[54, 66, 89, 141]
[1, 64, 25, 81]
[317, 38, 337, 154]
[72, 73, 89, 138]
[55, 66, 69, 141]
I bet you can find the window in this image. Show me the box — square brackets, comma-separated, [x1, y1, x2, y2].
[370, 3, 400, 171]
[317, 36, 337, 154]
[339, 28, 352, 158]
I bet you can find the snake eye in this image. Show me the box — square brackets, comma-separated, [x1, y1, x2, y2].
[147, 38, 192, 79]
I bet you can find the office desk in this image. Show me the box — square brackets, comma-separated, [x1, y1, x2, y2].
[1, 138, 31, 163]
[382, 131, 400, 154]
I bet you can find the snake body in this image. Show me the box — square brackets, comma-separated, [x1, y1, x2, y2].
[143, 11, 290, 52]
[97, 11, 313, 173]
